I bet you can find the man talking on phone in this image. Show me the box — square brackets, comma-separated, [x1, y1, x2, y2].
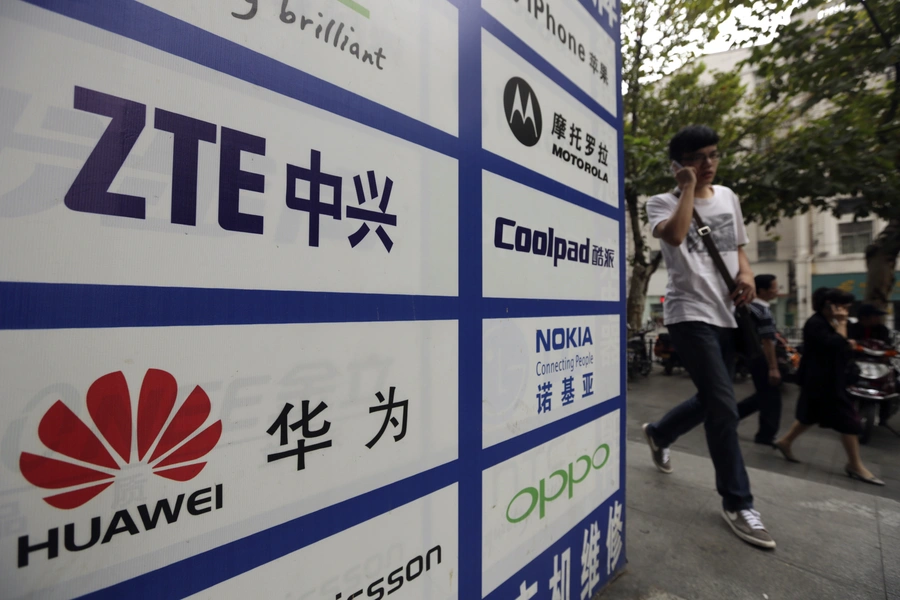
[641, 125, 775, 549]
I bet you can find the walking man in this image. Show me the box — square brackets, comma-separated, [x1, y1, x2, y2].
[737, 274, 783, 445]
[641, 125, 776, 549]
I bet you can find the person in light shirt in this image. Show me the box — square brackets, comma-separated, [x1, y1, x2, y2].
[640, 125, 775, 549]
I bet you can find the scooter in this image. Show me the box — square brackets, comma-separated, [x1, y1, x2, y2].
[627, 328, 653, 380]
[847, 339, 900, 444]
[654, 333, 681, 376]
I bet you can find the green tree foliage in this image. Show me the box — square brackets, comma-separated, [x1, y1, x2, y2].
[739, 0, 900, 308]
[623, 0, 789, 330]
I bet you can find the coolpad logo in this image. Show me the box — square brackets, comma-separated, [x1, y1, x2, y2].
[504, 77, 542, 147]
[17, 369, 224, 568]
[506, 444, 610, 523]
[494, 217, 590, 267]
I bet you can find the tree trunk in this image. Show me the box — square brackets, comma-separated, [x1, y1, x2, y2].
[864, 218, 900, 310]
[627, 253, 663, 332]
[625, 187, 663, 331]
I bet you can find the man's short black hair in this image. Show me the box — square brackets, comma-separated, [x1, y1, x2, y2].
[813, 287, 854, 312]
[669, 125, 720, 161]
[755, 274, 777, 294]
[811, 287, 830, 312]
[826, 288, 855, 307]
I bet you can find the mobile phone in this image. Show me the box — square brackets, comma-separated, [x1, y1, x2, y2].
[671, 160, 684, 175]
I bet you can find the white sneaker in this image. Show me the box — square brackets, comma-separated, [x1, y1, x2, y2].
[642, 423, 672, 474]
[722, 508, 776, 549]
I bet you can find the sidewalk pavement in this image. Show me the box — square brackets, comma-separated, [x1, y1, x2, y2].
[599, 441, 900, 600]
[626, 371, 900, 500]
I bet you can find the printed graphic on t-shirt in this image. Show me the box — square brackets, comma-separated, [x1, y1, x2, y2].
[686, 213, 736, 254]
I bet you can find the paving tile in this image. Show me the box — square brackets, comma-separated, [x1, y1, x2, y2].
[613, 511, 885, 600]
[597, 509, 688, 600]
[884, 530, 900, 597]
[878, 497, 900, 539]
[615, 367, 900, 600]
[748, 497, 883, 593]
[751, 482, 879, 532]
[626, 467, 713, 526]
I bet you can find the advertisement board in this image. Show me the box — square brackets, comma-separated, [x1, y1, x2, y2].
[0, 0, 624, 598]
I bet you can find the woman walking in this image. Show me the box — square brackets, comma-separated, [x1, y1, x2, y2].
[773, 287, 884, 486]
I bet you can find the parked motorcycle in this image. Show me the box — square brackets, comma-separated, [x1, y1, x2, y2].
[627, 328, 653, 380]
[653, 333, 681, 376]
[847, 339, 900, 444]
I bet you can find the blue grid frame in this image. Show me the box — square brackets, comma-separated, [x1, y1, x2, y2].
[6, 0, 626, 597]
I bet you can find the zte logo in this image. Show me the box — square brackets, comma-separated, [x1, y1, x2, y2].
[60, 86, 399, 252]
[536, 327, 594, 353]
[17, 369, 224, 568]
[504, 77, 542, 147]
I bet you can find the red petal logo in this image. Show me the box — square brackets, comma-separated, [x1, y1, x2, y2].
[20, 369, 221, 509]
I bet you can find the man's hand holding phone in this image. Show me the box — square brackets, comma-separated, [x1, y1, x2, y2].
[671, 160, 697, 189]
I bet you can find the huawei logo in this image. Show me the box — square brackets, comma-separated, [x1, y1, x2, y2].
[504, 77, 542, 147]
[19, 369, 221, 510]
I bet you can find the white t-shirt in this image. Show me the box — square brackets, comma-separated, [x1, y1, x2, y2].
[647, 185, 749, 328]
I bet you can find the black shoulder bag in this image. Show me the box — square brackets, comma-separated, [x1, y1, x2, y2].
[691, 209, 763, 361]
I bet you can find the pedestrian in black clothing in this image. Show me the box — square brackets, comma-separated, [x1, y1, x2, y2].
[773, 288, 884, 486]
[848, 303, 892, 344]
[735, 274, 782, 445]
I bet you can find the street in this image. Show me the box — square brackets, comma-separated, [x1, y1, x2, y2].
[598, 363, 900, 600]
[628, 364, 900, 500]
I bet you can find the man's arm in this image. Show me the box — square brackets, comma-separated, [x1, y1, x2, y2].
[654, 168, 696, 246]
[762, 338, 780, 385]
[733, 246, 755, 306]
[752, 303, 780, 385]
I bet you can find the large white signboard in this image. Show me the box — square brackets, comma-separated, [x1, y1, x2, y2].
[0, 0, 624, 598]
[187, 484, 459, 600]
[138, 0, 460, 136]
[0, 13, 457, 296]
[482, 171, 619, 301]
[482, 30, 619, 208]
[0, 321, 457, 598]
[482, 410, 621, 596]
[483, 0, 617, 116]
[483, 314, 620, 448]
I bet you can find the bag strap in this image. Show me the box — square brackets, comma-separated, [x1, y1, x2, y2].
[691, 209, 737, 293]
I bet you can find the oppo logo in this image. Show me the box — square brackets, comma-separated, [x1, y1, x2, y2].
[506, 444, 610, 523]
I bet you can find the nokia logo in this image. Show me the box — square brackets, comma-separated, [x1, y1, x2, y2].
[504, 77, 542, 147]
[536, 327, 594, 353]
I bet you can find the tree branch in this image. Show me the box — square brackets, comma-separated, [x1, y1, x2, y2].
[857, 0, 900, 128]
[858, 0, 891, 49]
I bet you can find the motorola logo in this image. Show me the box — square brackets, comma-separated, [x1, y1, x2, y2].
[503, 77, 542, 147]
